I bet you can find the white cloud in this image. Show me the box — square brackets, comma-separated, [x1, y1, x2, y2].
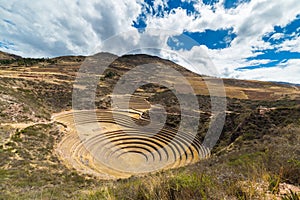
[270, 33, 285, 40]
[0, 0, 299, 83]
[0, 0, 141, 57]
[277, 36, 300, 53]
[140, 0, 300, 79]
[231, 59, 300, 84]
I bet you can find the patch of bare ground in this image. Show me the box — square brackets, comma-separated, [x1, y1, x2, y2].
[0, 52, 299, 199]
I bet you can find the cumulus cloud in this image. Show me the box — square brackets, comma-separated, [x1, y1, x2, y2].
[0, 0, 141, 57]
[0, 0, 299, 83]
[277, 36, 300, 53]
[231, 59, 300, 84]
[130, 0, 300, 83]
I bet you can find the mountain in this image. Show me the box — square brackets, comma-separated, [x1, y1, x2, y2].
[0, 52, 299, 199]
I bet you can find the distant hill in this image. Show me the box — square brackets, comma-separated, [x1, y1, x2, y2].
[271, 81, 300, 87]
[0, 51, 22, 60]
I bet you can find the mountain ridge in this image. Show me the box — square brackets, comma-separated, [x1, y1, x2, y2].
[1, 50, 299, 86]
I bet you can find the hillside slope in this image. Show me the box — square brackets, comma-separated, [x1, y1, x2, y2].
[0, 51, 299, 199]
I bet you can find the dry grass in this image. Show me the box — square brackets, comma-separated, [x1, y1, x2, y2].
[0, 53, 300, 199]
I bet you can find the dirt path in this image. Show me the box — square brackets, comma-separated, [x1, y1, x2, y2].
[0, 122, 39, 129]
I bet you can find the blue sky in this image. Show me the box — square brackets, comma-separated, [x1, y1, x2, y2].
[167, 28, 237, 50]
[0, 0, 300, 83]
